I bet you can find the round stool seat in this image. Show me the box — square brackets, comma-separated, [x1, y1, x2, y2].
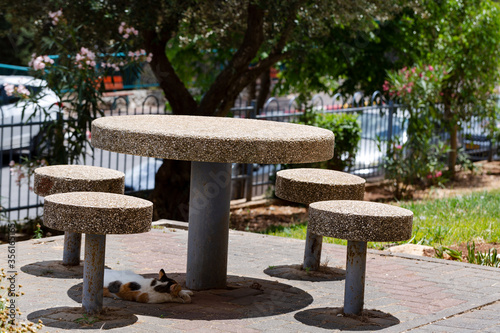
[275, 169, 365, 205]
[309, 200, 413, 242]
[43, 192, 152, 235]
[34, 165, 125, 197]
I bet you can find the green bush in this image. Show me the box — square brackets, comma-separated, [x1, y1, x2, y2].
[296, 111, 361, 171]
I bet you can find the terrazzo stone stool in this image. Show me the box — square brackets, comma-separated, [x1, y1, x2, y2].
[309, 200, 413, 315]
[275, 168, 365, 271]
[43, 191, 153, 315]
[34, 165, 125, 266]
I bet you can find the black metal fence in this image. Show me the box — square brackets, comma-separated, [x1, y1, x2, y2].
[0, 93, 494, 224]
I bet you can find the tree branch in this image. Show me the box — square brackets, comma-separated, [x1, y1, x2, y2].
[143, 29, 198, 115]
[216, 51, 292, 116]
[198, 2, 265, 116]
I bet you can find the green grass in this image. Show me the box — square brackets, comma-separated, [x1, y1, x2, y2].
[261, 190, 500, 250]
[401, 190, 500, 247]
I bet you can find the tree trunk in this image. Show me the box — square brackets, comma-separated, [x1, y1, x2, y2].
[256, 69, 271, 113]
[248, 81, 256, 105]
[150, 160, 192, 222]
[448, 121, 458, 179]
[144, 2, 296, 220]
[443, 100, 458, 179]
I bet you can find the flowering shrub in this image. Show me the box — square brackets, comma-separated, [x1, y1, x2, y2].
[15, 10, 151, 168]
[384, 64, 447, 110]
[381, 64, 450, 198]
[28, 55, 54, 72]
[2, 83, 30, 98]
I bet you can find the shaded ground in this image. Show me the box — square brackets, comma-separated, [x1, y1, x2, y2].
[230, 200, 307, 232]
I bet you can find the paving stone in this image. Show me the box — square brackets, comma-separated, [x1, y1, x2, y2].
[5, 228, 500, 332]
[411, 324, 477, 332]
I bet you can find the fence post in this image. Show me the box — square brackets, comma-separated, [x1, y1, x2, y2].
[244, 101, 257, 202]
[387, 100, 394, 143]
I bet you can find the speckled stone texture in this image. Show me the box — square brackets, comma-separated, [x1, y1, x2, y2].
[275, 168, 365, 204]
[309, 200, 413, 242]
[43, 192, 152, 235]
[91, 115, 335, 164]
[34, 165, 124, 197]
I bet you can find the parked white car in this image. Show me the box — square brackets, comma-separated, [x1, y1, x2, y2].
[353, 110, 408, 176]
[0, 75, 60, 153]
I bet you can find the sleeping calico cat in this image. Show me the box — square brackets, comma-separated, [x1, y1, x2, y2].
[103, 269, 193, 303]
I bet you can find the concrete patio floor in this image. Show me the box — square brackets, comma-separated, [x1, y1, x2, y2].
[3, 220, 500, 332]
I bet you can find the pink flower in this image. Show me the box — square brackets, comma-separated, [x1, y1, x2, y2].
[383, 80, 390, 91]
[395, 145, 402, 150]
[407, 87, 412, 93]
[427, 174, 433, 179]
[48, 9, 63, 25]
[428, 65, 434, 71]
[3, 83, 14, 96]
[435, 171, 442, 178]
[16, 85, 30, 96]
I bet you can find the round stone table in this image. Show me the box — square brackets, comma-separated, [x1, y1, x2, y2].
[91, 114, 335, 290]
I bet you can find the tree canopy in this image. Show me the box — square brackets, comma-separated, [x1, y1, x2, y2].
[2, 0, 412, 220]
[3, 0, 409, 114]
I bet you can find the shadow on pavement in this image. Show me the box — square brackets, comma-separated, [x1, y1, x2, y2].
[294, 307, 400, 331]
[21, 260, 110, 279]
[66, 272, 314, 320]
[27, 306, 138, 330]
[264, 264, 346, 282]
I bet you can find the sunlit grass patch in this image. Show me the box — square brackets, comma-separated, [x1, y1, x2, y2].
[260, 190, 500, 250]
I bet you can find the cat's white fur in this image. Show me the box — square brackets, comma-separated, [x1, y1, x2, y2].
[103, 269, 193, 304]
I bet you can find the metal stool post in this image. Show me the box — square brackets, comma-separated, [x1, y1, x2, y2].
[82, 234, 106, 314]
[343, 240, 367, 315]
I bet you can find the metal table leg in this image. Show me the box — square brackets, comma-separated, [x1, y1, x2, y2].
[343, 240, 367, 315]
[62, 231, 81, 266]
[186, 161, 231, 290]
[82, 233, 106, 314]
[303, 228, 323, 271]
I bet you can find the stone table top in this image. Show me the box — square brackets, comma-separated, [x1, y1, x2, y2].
[309, 200, 413, 242]
[275, 168, 365, 204]
[43, 192, 152, 235]
[91, 115, 335, 164]
[34, 165, 125, 197]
